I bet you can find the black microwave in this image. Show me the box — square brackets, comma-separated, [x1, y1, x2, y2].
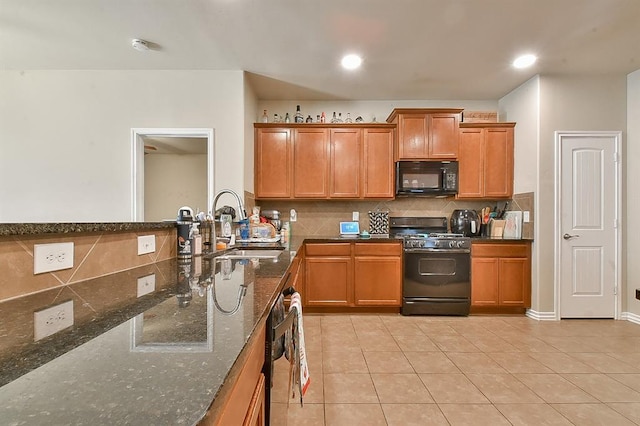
[396, 160, 458, 196]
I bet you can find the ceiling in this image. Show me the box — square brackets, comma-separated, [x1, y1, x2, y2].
[2, 0, 640, 100]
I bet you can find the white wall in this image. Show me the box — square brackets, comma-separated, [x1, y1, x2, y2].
[243, 73, 259, 194]
[537, 74, 627, 313]
[144, 154, 208, 221]
[0, 70, 246, 222]
[498, 76, 540, 310]
[626, 69, 640, 316]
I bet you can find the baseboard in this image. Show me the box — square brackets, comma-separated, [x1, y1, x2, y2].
[620, 311, 640, 325]
[525, 309, 557, 321]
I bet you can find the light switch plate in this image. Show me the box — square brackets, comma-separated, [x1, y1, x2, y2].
[34, 300, 74, 341]
[352, 211, 359, 221]
[137, 235, 156, 255]
[137, 274, 156, 297]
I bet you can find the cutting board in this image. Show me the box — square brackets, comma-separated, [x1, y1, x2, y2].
[502, 211, 523, 239]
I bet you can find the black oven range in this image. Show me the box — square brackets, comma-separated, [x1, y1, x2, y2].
[390, 217, 471, 316]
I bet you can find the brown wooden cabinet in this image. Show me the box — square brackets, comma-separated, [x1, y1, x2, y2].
[458, 123, 515, 199]
[304, 243, 352, 306]
[255, 128, 292, 198]
[303, 241, 402, 309]
[362, 128, 395, 198]
[386, 108, 463, 160]
[330, 128, 361, 198]
[353, 243, 402, 306]
[471, 242, 531, 314]
[293, 128, 329, 198]
[255, 124, 395, 200]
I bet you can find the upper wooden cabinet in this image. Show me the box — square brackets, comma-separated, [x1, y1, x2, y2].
[386, 108, 463, 160]
[457, 122, 515, 199]
[255, 124, 395, 200]
[254, 128, 292, 198]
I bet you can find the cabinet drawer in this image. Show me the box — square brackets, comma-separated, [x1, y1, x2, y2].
[354, 242, 402, 256]
[305, 243, 351, 256]
[472, 243, 529, 258]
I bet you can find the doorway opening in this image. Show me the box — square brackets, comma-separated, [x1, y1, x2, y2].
[131, 128, 214, 221]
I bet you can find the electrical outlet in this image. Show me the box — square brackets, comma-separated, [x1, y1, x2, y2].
[33, 300, 74, 341]
[352, 211, 359, 221]
[137, 235, 156, 255]
[523, 211, 530, 223]
[33, 242, 74, 274]
[290, 209, 297, 222]
[137, 274, 156, 297]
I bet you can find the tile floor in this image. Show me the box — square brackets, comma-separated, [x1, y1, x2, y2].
[271, 314, 640, 425]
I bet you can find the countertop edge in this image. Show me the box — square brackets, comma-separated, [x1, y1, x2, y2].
[0, 222, 176, 236]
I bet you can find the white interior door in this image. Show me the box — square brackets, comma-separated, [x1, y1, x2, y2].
[557, 132, 621, 318]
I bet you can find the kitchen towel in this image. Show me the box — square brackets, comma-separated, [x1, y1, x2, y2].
[289, 292, 310, 399]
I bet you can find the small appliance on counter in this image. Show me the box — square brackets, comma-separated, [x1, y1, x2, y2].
[450, 209, 481, 237]
[261, 209, 282, 232]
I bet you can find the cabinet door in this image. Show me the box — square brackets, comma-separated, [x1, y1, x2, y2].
[362, 128, 394, 198]
[304, 257, 351, 306]
[242, 374, 265, 426]
[255, 128, 291, 198]
[354, 256, 401, 306]
[471, 257, 499, 306]
[330, 128, 361, 198]
[429, 113, 460, 158]
[498, 258, 528, 306]
[457, 128, 484, 198]
[294, 128, 329, 198]
[397, 114, 428, 159]
[483, 127, 514, 198]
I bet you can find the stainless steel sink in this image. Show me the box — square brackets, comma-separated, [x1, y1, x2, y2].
[217, 249, 283, 260]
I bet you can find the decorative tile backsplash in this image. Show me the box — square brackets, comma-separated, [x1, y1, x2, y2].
[254, 196, 532, 237]
[0, 229, 176, 302]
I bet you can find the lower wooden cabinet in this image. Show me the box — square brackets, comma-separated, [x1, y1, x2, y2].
[471, 242, 531, 314]
[303, 242, 402, 309]
[203, 323, 266, 426]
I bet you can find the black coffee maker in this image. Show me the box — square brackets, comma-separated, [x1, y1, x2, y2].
[450, 209, 481, 237]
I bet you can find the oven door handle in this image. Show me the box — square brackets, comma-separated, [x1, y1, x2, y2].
[420, 271, 456, 276]
[404, 248, 471, 254]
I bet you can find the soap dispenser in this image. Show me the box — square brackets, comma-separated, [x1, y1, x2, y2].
[190, 222, 202, 256]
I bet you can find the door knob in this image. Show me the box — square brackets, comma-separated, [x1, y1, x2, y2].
[563, 233, 579, 240]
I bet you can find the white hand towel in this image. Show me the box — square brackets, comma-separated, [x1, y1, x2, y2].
[289, 292, 310, 397]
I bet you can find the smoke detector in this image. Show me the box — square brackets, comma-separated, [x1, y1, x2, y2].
[131, 39, 150, 51]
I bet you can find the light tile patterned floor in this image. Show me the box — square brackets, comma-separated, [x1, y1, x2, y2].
[273, 314, 640, 425]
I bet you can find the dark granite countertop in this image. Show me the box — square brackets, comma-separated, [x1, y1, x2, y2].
[470, 237, 534, 243]
[0, 222, 176, 236]
[0, 247, 296, 425]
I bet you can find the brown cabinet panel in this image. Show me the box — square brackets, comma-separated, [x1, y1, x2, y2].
[242, 373, 265, 426]
[330, 128, 361, 198]
[354, 242, 402, 256]
[255, 128, 291, 198]
[429, 114, 460, 158]
[471, 258, 499, 306]
[458, 128, 483, 198]
[354, 257, 402, 306]
[387, 108, 463, 160]
[362, 128, 395, 198]
[498, 258, 528, 306]
[484, 127, 514, 198]
[305, 243, 351, 256]
[471, 242, 531, 312]
[457, 123, 515, 199]
[397, 114, 428, 159]
[293, 128, 329, 198]
[304, 258, 351, 306]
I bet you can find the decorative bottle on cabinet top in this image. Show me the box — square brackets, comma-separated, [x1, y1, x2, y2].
[261, 109, 268, 123]
[294, 105, 304, 123]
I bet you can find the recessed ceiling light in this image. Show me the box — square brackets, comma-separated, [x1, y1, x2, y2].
[341, 54, 362, 70]
[131, 39, 150, 52]
[512, 54, 537, 69]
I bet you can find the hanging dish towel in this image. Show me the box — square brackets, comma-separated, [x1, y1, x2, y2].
[289, 291, 310, 398]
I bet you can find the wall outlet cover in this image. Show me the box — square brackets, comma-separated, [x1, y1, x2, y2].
[137, 274, 156, 297]
[34, 300, 74, 341]
[34, 242, 74, 274]
[137, 235, 156, 255]
[352, 211, 359, 221]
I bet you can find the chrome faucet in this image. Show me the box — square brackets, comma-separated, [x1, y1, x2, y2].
[211, 189, 247, 249]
